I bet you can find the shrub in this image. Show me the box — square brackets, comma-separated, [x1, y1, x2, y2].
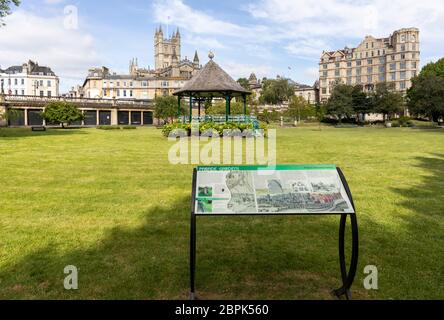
[162, 122, 263, 138]
[122, 126, 137, 130]
[97, 126, 121, 130]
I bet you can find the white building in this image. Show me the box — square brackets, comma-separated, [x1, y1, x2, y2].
[0, 60, 59, 97]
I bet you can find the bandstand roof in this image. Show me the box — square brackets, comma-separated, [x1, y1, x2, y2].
[173, 53, 251, 98]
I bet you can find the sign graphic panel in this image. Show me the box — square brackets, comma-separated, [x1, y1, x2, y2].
[195, 165, 355, 215]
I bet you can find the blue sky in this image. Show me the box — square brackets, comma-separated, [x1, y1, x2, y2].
[1, 0, 443, 92]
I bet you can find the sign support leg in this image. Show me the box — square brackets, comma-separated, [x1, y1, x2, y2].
[333, 213, 359, 300]
[190, 213, 197, 300]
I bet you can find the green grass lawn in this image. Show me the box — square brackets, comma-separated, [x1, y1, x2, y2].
[0, 126, 443, 300]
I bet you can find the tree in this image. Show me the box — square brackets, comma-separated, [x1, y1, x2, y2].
[325, 84, 355, 122]
[285, 96, 315, 122]
[419, 58, 444, 78]
[236, 78, 250, 91]
[370, 82, 404, 121]
[41, 101, 84, 128]
[154, 95, 185, 124]
[351, 85, 371, 121]
[206, 100, 251, 115]
[259, 78, 294, 105]
[0, 0, 20, 26]
[407, 74, 444, 122]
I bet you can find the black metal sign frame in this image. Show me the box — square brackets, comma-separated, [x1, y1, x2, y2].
[190, 167, 359, 300]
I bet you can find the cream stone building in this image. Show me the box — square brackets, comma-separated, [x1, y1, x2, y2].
[82, 27, 201, 99]
[294, 81, 320, 105]
[319, 28, 420, 102]
[0, 60, 59, 97]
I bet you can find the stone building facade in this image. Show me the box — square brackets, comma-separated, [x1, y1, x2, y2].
[0, 60, 59, 97]
[319, 28, 420, 102]
[82, 27, 201, 100]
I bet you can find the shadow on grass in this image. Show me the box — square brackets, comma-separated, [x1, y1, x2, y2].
[0, 128, 89, 139]
[388, 153, 444, 298]
[0, 193, 369, 300]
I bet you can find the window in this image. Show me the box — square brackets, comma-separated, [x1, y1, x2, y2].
[367, 67, 373, 74]
[48, 91, 51, 97]
[400, 62, 406, 70]
[323, 71, 327, 77]
[356, 76, 361, 84]
[142, 81, 148, 87]
[117, 82, 120, 86]
[366, 43, 369, 49]
[367, 75, 373, 83]
[412, 62, 417, 69]
[21, 79, 25, 85]
[103, 89, 107, 96]
[412, 71, 417, 77]
[323, 64, 327, 69]
[401, 34, 406, 42]
[40, 91, 44, 97]
[123, 90, 127, 97]
[356, 60, 362, 66]
[21, 90, 25, 95]
[390, 63, 396, 71]
[335, 62, 340, 68]
[401, 54, 406, 60]
[322, 88, 327, 94]
[412, 44, 417, 51]
[401, 44, 406, 51]
[15, 90, 18, 95]
[391, 55, 396, 61]
[356, 68, 362, 76]
[124, 82, 127, 87]
[347, 62, 352, 67]
[14, 79, 18, 85]
[47, 80, 51, 87]
[347, 69, 352, 76]
[130, 82, 133, 87]
[366, 52, 369, 58]
[39, 80, 44, 86]
[335, 70, 340, 77]
[379, 66, 385, 73]
[379, 74, 385, 82]
[400, 71, 406, 80]
[400, 82, 406, 89]
[117, 90, 120, 97]
[390, 73, 396, 81]
[368, 59, 373, 65]
[347, 78, 352, 85]
[130, 90, 133, 97]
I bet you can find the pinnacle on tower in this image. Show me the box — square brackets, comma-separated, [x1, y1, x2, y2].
[175, 28, 181, 38]
[193, 50, 199, 63]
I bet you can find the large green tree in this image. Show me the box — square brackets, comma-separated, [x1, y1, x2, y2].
[419, 58, 444, 78]
[325, 84, 355, 122]
[351, 85, 371, 121]
[0, 0, 20, 25]
[259, 78, 294, 105]
[154, 95, 186, 124]
[370, 82, 404, 121]
[206, 100, 251, 115]
[41, 101, 84, 128]
[407, 75, 444, 122]
[285, 96, 315, 122]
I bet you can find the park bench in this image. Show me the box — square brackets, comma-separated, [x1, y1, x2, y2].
[31, 126, 46, 132]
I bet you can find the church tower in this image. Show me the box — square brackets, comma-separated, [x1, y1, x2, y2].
[154, 26, 181, 70]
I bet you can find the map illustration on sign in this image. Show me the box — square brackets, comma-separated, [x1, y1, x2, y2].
[195, 165, 355, 215]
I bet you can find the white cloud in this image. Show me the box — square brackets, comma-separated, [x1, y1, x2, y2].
[247, 0, 444, 40]
[0, 10, 100, 92]
[219, 61, 273, 81]
[285, 39, 330, 60]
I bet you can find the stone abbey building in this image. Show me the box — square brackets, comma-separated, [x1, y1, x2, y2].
[319, 28, 420, 102]
[81, 27, 201, 100]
